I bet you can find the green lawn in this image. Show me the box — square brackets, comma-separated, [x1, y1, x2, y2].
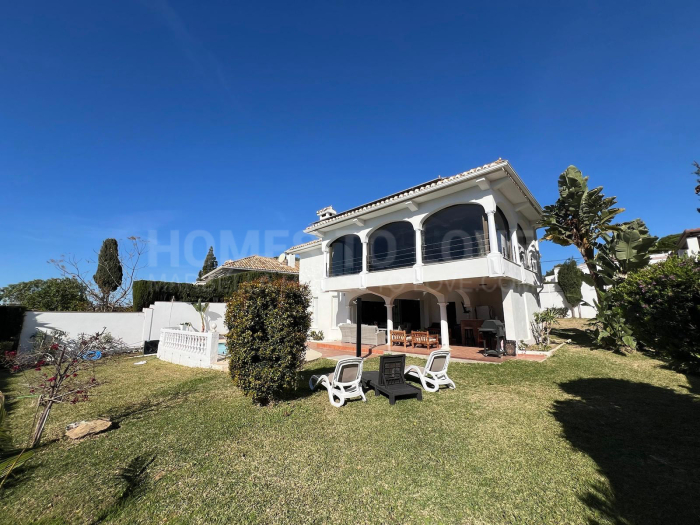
[1, 320, 698, 524]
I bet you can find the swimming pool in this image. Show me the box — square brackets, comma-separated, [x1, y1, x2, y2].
[218, 342, 227, 355]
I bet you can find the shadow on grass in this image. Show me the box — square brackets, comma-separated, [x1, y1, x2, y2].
[553, 378, 700, 525]
[279, 365, 336, 402]
[551, 323, 596, 348]
[91, 453, 156, 524]
[106, 375, 220, 424]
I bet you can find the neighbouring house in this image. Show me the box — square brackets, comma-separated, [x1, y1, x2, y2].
[196, 254, 299, 284]
[284, 159, 543, 346]
[677, 228, 700, 257]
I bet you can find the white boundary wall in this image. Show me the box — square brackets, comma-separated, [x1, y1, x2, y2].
[539, 283, 597, 318]
[20, 311, 145, 349]
[19, 302, 230, 351]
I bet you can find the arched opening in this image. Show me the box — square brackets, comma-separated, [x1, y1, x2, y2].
[329, 235, 362, 276]
[422, 204, 488, 263]
[517, 225, 528, 267]
[495, 207, 512, 260]
[352, 293, 387, 328]
[369, 221, 415, 271]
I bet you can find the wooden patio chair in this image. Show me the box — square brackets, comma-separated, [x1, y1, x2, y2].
[309, 357, 366, 407]
[390, 330, 408, 347]
[405, 349, 455, 392]
[411, 331, 440, 351]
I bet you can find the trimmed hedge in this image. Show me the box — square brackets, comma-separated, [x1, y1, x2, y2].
[0, 305, 26, 351]
[132, 271, 298, 311]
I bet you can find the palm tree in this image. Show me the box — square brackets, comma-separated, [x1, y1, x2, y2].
[190, 299, 209, 332]
[538, 166, 624, 300]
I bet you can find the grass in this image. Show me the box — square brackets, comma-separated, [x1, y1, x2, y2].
[1, 319, 698, 524]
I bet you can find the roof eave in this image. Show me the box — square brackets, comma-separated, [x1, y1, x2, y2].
[304, 160, 542, 233]
[287, 240, 322, 254]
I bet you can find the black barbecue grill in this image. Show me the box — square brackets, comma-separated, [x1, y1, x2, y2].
[478, 320, 506, 357]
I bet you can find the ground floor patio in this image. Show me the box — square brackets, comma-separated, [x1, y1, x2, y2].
[306, 340, 548, 363]
[314, 277, 541, 349]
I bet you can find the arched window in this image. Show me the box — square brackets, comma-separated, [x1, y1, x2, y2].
[329, 235, 362, 276]
[369, 222, 415, 271]
[422, 204, 488, 263]
[495, 208, 512, 260]
[517, 225, 528, 267]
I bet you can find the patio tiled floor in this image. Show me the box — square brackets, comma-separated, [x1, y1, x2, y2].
[306, 341, 548, 363]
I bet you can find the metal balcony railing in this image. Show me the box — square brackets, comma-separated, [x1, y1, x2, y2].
[328, 254, 363, 277]
[368, 245, 416, 272]
[422, 234, 489, 263]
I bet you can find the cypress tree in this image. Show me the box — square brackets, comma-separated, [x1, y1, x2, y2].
[557, 258, 583, 315]
[93, 238, 123, 309]
[198, 246, 218, 280]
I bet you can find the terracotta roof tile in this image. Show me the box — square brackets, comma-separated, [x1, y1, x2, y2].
[286, 239, 322, 253]
[221, 255, 299, 274]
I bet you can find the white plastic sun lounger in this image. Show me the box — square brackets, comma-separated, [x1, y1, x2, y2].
[404, 349, 455, 392]
[309, 357, 367, 407]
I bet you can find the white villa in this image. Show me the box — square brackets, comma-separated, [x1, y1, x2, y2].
[284, 159, 544, 348]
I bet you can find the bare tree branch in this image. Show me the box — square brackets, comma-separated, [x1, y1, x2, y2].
[49, 236, 148, 311]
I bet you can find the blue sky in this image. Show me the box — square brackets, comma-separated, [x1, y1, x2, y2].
[1, 1, 699, 287]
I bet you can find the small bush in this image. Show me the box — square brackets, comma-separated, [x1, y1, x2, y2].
[309, 330, 324, 341]
[225, 278, 311, 405]
[610, 255, 700, 371]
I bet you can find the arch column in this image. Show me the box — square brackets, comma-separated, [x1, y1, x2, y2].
[486, 210, 499, 255]
[437, 301, 450, 349]
[385, 301, 394, 335]
[360, 240, 368, 288]
[413, 226, 424, 283]
[322, 245, 330, 278]
[361, 240, 368, 273]
[530, 225, 542, 277]
[509, 228, 519, 262]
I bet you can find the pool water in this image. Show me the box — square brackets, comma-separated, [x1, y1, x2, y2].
[218, 342, 227, 355]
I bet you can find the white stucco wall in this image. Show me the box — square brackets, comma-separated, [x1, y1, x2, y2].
[20, 311, 145, 350]
[539, 283, 597, 318]
[142, 301, 228, 341]
[501, 284, 535, 343]
[298, 249, 349, 340]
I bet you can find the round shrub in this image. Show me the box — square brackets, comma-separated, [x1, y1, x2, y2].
[225, 278, 311, 405]
[611, 256, 700, 371]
